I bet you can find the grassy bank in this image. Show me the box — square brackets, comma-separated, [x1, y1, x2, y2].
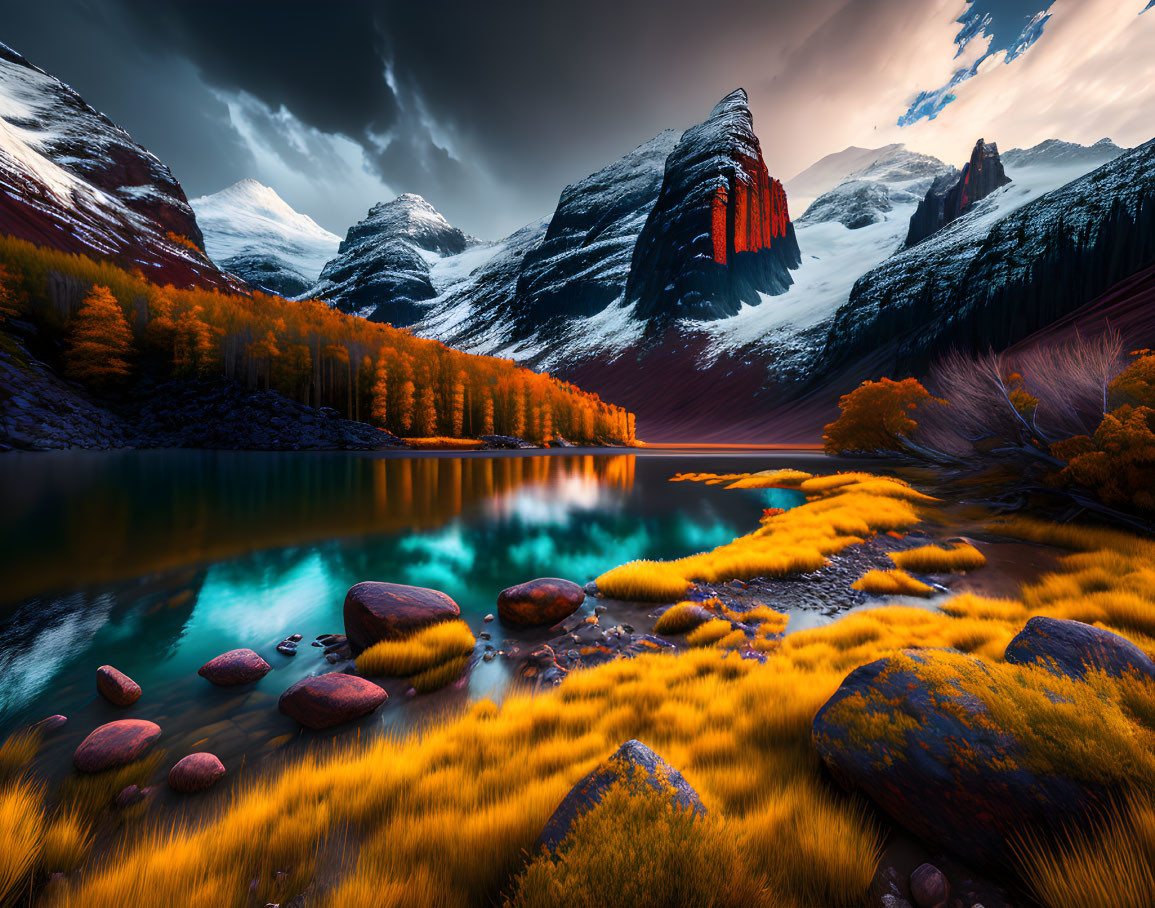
[5, 469, 1155, 906]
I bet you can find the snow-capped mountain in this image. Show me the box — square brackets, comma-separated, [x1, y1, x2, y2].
[0, 42, 237, 290]
[306, 193, 481, 325]
[308, 88, 803, 375]
[1002, 138, 1126, 171]
[817, 139, 1155, 382]
[191, 179, 339, 297]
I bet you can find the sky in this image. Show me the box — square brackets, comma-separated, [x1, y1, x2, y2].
[1, 0, 1152, 240]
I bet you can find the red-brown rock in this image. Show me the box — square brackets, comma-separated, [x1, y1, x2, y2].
[910, 863, 949, 908]
[498, 578, 585, 627]
[343, 582, 460, 653]
[96, 665, 141, 706]
[278, 673, 388, 729]
[73, 719, 161, 773]
[198, 649, 271, 686]
[168, 752, 226, 793]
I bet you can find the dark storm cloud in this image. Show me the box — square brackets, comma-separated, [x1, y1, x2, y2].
[4, 1, 1135, 238]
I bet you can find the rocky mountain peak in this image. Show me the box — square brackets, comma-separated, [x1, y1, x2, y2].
[905, 137, 1011, 247]
[624, 87, 800, 323]
[347, 192, 467, 258]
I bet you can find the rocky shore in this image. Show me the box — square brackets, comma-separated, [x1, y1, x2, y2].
[1, 337, 403, 451]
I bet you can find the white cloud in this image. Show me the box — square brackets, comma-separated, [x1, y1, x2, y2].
[215, 89, 395, 234]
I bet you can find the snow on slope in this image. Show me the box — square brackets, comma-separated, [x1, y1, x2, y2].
[0, 41, 240, 290]
[191, 179, 339, 289]
[696, 139, 1133, 374]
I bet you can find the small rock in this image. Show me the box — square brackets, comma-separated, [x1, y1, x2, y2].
[594, 605, 607, 616]
[288, 634, 303, 643]
[483, 613, 495, 623]
[115, 784, 152, 808]
[96, 665, 142, 706]
[276, 641, 298, 656]
[198, 649, 272, 686]
[909, 863, 949, 908]
[278, 673, 388, 729]
[168, 752, 226, 793]
[34, 715, 67, 733]
[74, 719, 162, 773]
[497, 578, 585, 628]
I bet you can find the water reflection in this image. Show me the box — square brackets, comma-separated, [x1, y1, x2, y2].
[0, 450, 802, 761]
[0, 452, 636, 606]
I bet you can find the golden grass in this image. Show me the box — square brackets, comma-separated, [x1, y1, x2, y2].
[685, 619, 735, 647]
[39, 812, 92, 874]
[357, 620, 476, 678]
[39, 469, 1155, 906]
[403, 437, 483, 450]
[597, 473, 927, 600]
[725, 469, 813, 489]
[0, 782, 43, 903]
[0, 728, 40, 784]
[506, 781, 765, 908]
[852, 569, 935, 597]
[1014, 793, 1155, 908]
[889, 542, 986, 573]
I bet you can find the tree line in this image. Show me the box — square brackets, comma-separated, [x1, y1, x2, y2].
[0, 236, 637, 445]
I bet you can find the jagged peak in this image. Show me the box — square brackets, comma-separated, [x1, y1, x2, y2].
[710, 87, 749, 116]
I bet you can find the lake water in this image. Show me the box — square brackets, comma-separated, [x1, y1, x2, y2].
[0, 449, 820, 782]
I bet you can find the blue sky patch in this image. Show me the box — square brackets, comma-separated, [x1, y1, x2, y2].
[898, 2, 1053, 127]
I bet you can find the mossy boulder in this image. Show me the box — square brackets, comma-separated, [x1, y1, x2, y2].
[498, 578, 585, 628]
[812, 650, 1113, 868]
[343, 582, 460, 653]
[1005, 616, 1155, 682]
[536, 739, 705, 854]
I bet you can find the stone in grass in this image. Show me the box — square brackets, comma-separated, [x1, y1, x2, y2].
[115, 784, 154, 808]
[497, 578, 585, 628]
[96, 665, 141, 706]
[536, 739, 705, 853]
[812, 650, 1108, 868]
[909, 863, 949, 908]
[1005, 616, 1155, 683]
[73, 719, 161, 773]
[343, 582, 460, 653]
[168, 752, 226, 792]
[198, 649, 272, 686]
[278, 673, 388, 729]
[34, 715, 67, 733]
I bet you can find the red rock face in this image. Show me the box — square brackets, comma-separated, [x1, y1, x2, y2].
[710, 154, 791, 266]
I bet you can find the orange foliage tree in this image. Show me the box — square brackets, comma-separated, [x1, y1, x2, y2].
[1052, 353, 1155, 512]
[0, 234, 638, 444]
[823, 377, 944, 455]
[65, 284, 133, 388]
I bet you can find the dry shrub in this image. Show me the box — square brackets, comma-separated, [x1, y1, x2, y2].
[0, 782, 43, 903]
